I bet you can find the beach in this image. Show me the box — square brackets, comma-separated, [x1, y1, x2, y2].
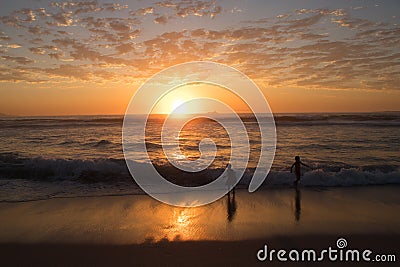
[1, 186, 399, 266]
[1, 0, 400, 265]
[1, 235, 398, 267]
[0, 114, 399, 265]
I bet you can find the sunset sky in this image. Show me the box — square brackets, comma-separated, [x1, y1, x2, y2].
[0, 0, 399, 115]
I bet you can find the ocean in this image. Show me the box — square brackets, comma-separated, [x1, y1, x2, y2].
[0, 112, 399, 202]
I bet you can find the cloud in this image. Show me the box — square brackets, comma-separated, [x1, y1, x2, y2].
[115, 43, 135, 54]
[30, 38, 43, 44]
[67, 41, 136, 66]
[19, 9, 36, 22]
[81, 16, 107, 28]
[131, 7, 154, 16]
[0, 15, 19, 27]
[0, 32, 11, 41]
[152, 0, 223, 24]
[6, 44, 22, 49]
[228, 7, 242, 14]
[332, 16, 374, 28]
[0, 8, 38, 27]
[37, 8, 48, 17]
[52, 37, 77, 48]
[42, 64, 90, 80]
[109, 20, 131, 32]
[29, 47, 46, 54]
[48, 52, 63, 60]
[28, 63, 125, 82]
[283, 13, 324, 30]
[0, 2, 398, 91]
[87, 28, 119, 43]
[103, 3, 128, 12]
[28, 26, 50, 35]
[48, 12, 73, 26]
[154, 15, 169, 25]
[2, 55, 34, 64]
[298, 33, 328, 40]
[81, 16, 141, 42]
[0, 66, 45, 83]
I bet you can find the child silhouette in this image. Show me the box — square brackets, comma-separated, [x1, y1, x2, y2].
[290, 156, 311, 185]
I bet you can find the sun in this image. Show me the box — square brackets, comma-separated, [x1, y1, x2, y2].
[151, 83, 248, 115]
[170, 99, 186, 114]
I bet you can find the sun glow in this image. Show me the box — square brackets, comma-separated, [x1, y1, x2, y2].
[170, 99, 186, 114]
[150, 83, 251, 115]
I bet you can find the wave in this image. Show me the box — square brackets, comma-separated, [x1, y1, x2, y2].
[0, 116, 123, 129]
[0, 153, 399, 203]
[0, 153, 130, 183]
[56, 139, 117, 147]
[1, 167, 399, 203]
[273, 113, 400, 127]
[0, 116, 123, 123]
[249, 168, 400, 187]
[93, 140, 113, 147]
[1, 113, 399, 128]
[58, 140, 77, 145]
[0, 153, 398, 187]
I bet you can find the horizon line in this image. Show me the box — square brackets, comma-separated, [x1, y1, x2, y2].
[1, 110, 399, 117]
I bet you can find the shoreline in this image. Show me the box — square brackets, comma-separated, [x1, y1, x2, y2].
[1, 186, 399, 266]
[0, 185, 400, 204]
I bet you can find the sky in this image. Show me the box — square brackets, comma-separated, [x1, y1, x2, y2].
[0, 0, 399, 115]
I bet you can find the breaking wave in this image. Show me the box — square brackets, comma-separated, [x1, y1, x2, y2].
[0, 153, 398, 187]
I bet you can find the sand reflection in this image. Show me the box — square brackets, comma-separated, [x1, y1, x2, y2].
[1, 187, 400, 244]
[294, 187, 301, 222]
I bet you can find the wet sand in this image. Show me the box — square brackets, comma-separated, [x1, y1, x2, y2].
[0, 186, 399, 266]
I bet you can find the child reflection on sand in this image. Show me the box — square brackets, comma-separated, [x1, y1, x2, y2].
[225, 163, 236, 195]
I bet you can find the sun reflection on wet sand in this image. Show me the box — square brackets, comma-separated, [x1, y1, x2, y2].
[0, 187, 400, 244]
[156, 208, 200, 241]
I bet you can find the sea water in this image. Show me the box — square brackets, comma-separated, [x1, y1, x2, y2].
[0, 112, 399, 202]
